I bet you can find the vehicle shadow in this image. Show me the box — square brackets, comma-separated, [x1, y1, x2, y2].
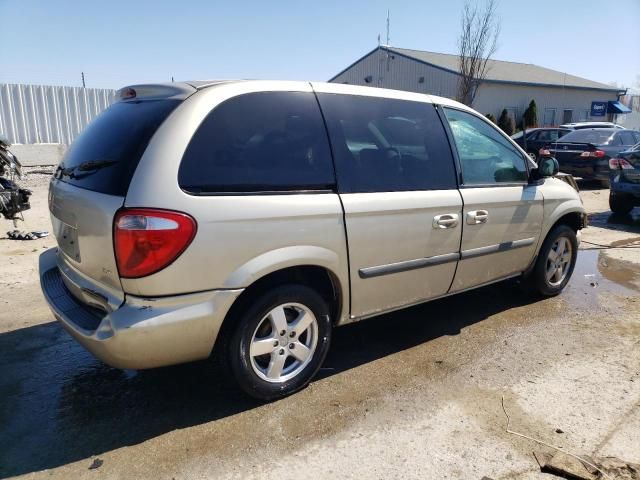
[0, 280, 537, 478]
[587, 210, 640, 235]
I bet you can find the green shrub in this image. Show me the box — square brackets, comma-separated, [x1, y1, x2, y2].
[523, 100, 538, 128]
[498, 109, 515, 135]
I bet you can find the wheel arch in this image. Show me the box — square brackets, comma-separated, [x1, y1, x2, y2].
[541, 202, 586, 241]
[209, 246, 349, 360]
[525, 206, 585, 277]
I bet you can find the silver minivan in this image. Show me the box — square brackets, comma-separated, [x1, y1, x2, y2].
[40, 80, 586, 400]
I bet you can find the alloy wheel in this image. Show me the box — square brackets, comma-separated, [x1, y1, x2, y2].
[545, 236, 572, 287]
[249, 303, 318, 383]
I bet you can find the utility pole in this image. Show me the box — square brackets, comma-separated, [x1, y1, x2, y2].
[81, 72, 86, 88]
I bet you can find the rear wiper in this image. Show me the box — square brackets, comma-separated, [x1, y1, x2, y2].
[58, 159, 118, 179]
[76, 159, 118, 171]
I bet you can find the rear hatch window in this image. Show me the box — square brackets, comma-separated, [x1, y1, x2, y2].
[557, 130, 613, 145]
[53, 99, 180, 196]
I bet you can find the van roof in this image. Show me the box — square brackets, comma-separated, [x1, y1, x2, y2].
[117, 79, 471, 112]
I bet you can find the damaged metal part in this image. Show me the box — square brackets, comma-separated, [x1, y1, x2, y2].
[0, 135, 32, 225]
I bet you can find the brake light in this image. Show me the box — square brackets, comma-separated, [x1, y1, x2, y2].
[119, 87, 136, 100]
[114, 208, 197, 278]
[580, 150, 606, 158]
[609, 158, 634, 170]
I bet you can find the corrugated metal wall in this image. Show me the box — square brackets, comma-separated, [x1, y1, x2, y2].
[330, 48, 620, 126]
[331, 48, 459, 98]
[0, 83, 116, 145]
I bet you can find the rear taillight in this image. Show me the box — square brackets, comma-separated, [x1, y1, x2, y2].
[580, 150, 606, 158]
[609, 158, 634, 170]
[114, 208, 197, 278]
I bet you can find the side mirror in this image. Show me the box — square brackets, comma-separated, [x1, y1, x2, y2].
[537, 156, 559, 178]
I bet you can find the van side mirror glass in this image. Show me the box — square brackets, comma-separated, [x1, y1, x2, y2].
[538, 157, 559, 177]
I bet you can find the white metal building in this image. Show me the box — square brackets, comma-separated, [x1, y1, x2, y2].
[0, 83, 116, 145]
[330, 46, 627, 126]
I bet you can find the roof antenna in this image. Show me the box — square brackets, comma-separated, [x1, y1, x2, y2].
[386, 10, 390, 46]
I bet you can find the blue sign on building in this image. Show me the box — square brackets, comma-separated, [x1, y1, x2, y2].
[591, 101, 607, 117]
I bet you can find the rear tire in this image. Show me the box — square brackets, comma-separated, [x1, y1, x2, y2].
[609, 193, 634, 214]
[227, 284, 332, 401]
[527, 225, 578, 297]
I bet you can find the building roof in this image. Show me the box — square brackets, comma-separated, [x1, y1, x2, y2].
[333, 46, 622, 92]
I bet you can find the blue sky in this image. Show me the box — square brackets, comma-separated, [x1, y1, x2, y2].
[1, 0, 638, 90]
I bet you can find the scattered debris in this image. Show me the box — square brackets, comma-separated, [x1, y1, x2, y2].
[0, 136, 32, 225]
[555, 428, 564, 434]
[88, 458, 103, 470]
[501, 396, 610, 479]
[6, 230, 48, 240]
[534, 451, 639, 479]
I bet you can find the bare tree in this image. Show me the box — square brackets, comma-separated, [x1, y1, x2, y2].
[456, 0, 501, 106]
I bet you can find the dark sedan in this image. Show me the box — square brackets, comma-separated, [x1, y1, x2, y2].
[609, 142, 640, 213]
[511, 128, 572, 159]
[545, 129, 640, 186]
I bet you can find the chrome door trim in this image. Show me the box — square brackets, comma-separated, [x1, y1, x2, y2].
[350, 271, 522, 321]
[460, 237, 535, 260]
[358, 252, 460, 279]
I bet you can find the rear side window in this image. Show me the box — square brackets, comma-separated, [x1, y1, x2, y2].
[54, 100, 180, 196]
[179, 92, 335, 193]
[317, 94, 457, 192]
[618, 131, 637, 145]
[537, 130, 564, 142]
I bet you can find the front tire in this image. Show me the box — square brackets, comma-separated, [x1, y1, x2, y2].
[609, 193, 634, 214]
[528, 225, 578, 296]
[228, 285, 332, 400]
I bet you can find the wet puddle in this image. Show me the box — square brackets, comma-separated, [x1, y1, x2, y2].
[564, 249, 638, 308]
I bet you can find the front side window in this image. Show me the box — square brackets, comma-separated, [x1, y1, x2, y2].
[179, 92, 335, 193]
[317, 94, 457, 192]
[443, 108, 527, 185]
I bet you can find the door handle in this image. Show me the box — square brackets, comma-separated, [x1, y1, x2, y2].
[433, 213, 459, 229]
[467, 210, 489, 225]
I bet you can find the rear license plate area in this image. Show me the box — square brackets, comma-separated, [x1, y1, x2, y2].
[52, 217, 81, 262]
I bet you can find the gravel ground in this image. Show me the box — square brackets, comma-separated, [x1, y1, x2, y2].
[0, 174, 638, 480]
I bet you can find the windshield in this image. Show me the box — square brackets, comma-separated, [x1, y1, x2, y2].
[54, 99, 180, 196]
[557, 129, 615, 145]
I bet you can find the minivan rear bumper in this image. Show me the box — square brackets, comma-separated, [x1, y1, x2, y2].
[39, 248, 242, 369]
